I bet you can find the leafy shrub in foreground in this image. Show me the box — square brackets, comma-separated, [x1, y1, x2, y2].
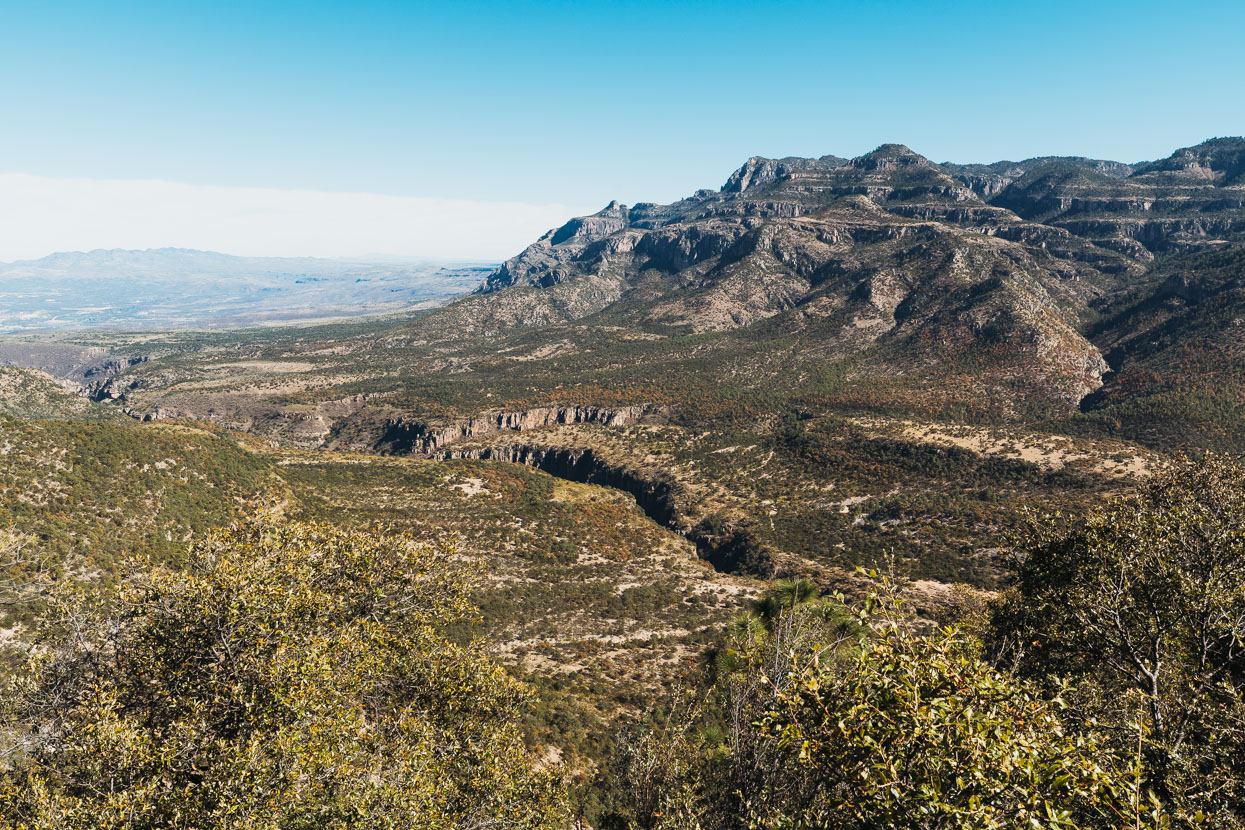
[995, 454, 1245, 825]
[599, 576, 1148, 829]
[753, 609, 1139, 829]
[0, 514, 568, 830]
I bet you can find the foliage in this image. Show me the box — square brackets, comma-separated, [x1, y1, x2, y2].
[0, 367, 113, 422]
[752, 608, 1140, 828]
[0, 514, 568, 829]
[0, 529, 46, 607]
[995, 454, 1245, 825]
[279, 454, 743, 744]
[598, 575, 1148, 829]
[0, 415, 282, 591]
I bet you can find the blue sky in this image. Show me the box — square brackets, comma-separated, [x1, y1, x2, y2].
[1, 0, 1243, 259]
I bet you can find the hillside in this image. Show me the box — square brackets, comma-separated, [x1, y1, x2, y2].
[13, 139, 1227, 589]
[0, 365, 116, 420]
[0, 394, 753, 719]
[0, 415, 282, 585]
[1, 139, 1242, 824]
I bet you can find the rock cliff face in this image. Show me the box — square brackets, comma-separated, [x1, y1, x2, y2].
[84, 357, 150, 401]
[722, 155, 850, 192]
[439, 443, 683, 525]
[480, 201, 632, 294]
[390, 137, 1241, 419]
[435, 441, 775, 576]
[376, 404, 669, 455]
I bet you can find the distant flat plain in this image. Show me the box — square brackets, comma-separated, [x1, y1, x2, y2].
[0, 248, 491, 333]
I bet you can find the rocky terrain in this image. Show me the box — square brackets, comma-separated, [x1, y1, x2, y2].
[434, 138, 1243, 434]
[2, 140, 1241, 812]
[4, 137, 1242, 587]
[0, 379, 755, 755]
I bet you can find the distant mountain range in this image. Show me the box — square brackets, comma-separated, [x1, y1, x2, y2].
[12, 138, 1242, 591]
[399, 137, 1243, 446]
[0, 248, 491, 332]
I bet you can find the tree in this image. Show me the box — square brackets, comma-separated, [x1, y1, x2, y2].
[598, 575, 1143, 829]
[0, 528, 47, 606]
[594, 577, 854, 830]
[0, 514, 568, 829]
[994, 454, 1245, 825]
[755, 602, 1142, 829]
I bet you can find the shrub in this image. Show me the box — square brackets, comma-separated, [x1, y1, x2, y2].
[598, 576, 1146, 829]
[0, 513, 568, 829]
[994, 454, 1245, 825]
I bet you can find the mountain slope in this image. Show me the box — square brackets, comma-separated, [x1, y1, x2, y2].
[30, 138, 1241, 589]
[384, 139, 1241, 427]
[1077, 245, 1245, 450]
[73, 139, 1244, 436]
[0, 366, 115, 420]
[395, 145, 1152, 416]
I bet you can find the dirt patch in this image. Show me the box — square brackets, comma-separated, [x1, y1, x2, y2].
[855, 417, 1154, 478]
[451, 476, 489, 497]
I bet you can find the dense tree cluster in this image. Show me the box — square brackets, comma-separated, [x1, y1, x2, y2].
[594, 578, 1143, 829]
[995, 454, 1245, 825]
[0, 515, 567, 829]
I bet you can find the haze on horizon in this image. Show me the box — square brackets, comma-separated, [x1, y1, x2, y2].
[0, 172, 575, 262]
[2, 0, 1243, 261]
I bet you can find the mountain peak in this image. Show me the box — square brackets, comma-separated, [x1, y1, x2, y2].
[722, 154, 849, 192]
[596, 200, 628, 216]
[1133, 136, 1245, 182]
[852, 143, 934, 171]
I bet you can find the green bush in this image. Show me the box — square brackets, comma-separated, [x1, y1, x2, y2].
[0, 514, 568, 829]
[598, 576, 1148, 829]
[994, 454, 1245, 825]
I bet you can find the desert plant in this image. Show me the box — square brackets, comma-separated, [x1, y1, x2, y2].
[994, 454, 1245, 825]
[0, 512, 568, 829]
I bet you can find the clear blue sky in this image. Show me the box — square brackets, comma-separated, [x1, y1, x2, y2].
[2, 0, 1243, 212]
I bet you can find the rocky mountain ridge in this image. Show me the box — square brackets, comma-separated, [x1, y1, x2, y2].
[401, 138, 1235, 423]
[483, 138, 1245, 296]
[45, 139, 1245, 482]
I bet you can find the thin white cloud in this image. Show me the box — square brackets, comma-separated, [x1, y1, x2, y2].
[0, 173, 579, 262]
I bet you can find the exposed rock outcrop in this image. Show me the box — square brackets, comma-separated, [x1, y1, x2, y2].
[377, 404, 670, 455]
[84, 357, 149, 401]
[1054, 217, 1245, 252]
[436, 442, 776, 576]
[722, 154, 850, 192]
